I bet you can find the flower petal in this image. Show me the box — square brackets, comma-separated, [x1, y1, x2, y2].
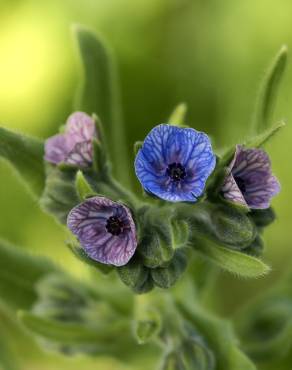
[66, 141, 93, 167]
[244, 175, 281, 209]
[44, 134, 72, 164]
[67, 197, 137, 266]
[221, 173, 247, 207]
[66, 112, 96, 144]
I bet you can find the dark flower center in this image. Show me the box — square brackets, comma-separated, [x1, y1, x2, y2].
[106, 216, 124, 236]
[234, 176, 246, 194]
[167, 162, 186, 182]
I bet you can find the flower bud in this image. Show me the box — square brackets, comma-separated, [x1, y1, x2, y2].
[249, 207, 276, 228]
[117, 256, 152, 293]
[210, 204, 256, 249]
[151, 249, 188, 289]
[137, 207, 175, 268]
[243, 235, 264, 257]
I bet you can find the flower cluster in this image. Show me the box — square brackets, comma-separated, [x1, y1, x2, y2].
[44, 112, 281, 290]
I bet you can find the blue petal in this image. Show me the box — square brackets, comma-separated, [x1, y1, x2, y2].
[135, 124, 216, 202]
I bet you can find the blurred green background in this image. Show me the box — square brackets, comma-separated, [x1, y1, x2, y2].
[0, 0, 291, 369]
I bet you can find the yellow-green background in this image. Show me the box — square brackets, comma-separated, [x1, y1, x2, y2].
[0, 0, 291, 369]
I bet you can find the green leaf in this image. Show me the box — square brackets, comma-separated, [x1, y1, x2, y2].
[254, 45, 288, 133]
[0, 240, 56, 310]
[194, 237, 270, 278]
[177, 303, 257, 370]
[245, 121, 285, 148]
[168, 103, 187, 126]
[73, 25, 129, 186]
[75, 170, 96, 200]
[0, 127, 45, 197]
[18, 311, 127, 345]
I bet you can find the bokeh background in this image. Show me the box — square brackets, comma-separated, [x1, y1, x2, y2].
[0, 0, 291, 369]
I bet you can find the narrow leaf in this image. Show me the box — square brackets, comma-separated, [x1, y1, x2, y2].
[168, 103, 187, 126]
[195, 237, 270, 278]
[18, 310, 128, 344]
[0, 240, 56, 310]
[0, 127, 45, 197]
[73, 25, 129, 186]
[254, 45, 288, 133]
[245, 121, 285, 148]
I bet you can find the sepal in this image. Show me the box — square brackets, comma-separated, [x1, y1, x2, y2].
[117, 256, 153, 294]
[151, 249, 188, 289]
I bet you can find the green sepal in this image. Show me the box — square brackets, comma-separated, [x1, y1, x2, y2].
[0, 126, 45, 197]
[171, 220, 190, 248]
[137, 207, 175, 268]
[75, 170, 96, 200]
[249, 207, 276, 228]
[67, 242, 113, 274]
[243, 235, 264, 257]
[253, 45, 288, 133]
[168, 103, 188, 126]
[210, 203, 256, 249]
[151, 249, 188, 289]
[193, 236, 270, 278]
[134, 141, 143, 156]
[177, 202, 255, 249]
[40, 165, 79, 224]
[117, 256, 151, 293]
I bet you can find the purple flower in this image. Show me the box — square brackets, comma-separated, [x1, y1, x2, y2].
[134, 124, 216, 202]
[221, 145, 280, 209]
[45, 112, 96, 167]
[67, 196, 137, 266]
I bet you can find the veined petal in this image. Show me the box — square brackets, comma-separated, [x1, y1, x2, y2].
[44, 134, 72, 164]
[135, 124, 216, 202]
[67, 197, 137, 266]
[66, 112, 96, 143]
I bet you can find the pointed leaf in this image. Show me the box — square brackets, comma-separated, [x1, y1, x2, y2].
[73, 25, 129, 185]
[245, 121, 285, 148]
[254, 45, 288, 133]
[194, 237, 270, 278]
[0, 127, 45, 197]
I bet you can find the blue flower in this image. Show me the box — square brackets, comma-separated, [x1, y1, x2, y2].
[134, 124, 216, 202]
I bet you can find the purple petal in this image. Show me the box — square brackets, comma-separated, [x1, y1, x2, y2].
[232, 145, 271, 180]
[244, 175, 281, 209]
[66, 141, 93, 168]
[222, 145, 280, 209]
[67, 197, 137, 266]
[221, 173, 247, 207]
[66, 112, 96, 144]
[44, 134, 73, 164]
